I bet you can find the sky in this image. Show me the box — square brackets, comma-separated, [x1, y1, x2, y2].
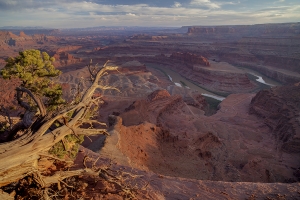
[0, 0, 299, 28]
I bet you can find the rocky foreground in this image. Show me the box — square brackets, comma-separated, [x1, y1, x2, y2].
[71, 146, 300, 200]
[99, 86, 299, 183]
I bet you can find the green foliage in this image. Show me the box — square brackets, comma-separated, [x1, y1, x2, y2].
[0, 121, 9, 133]
[0, 49, 65, 110]
[48, 134, 84, 159]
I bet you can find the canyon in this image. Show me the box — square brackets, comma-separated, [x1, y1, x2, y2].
[0, 23, 299, 199]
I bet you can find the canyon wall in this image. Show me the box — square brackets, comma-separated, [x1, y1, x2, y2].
[145, 53, 257, 94]
[250, 83, 300, 153]
[170, 52, 210, 66]
[110, 89, 300, 182]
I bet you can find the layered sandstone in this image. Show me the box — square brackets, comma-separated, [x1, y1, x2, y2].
[250, 84, 300, 153]
[52, 51, 82, 66]
[190, 64, 255, 93]
[109, 89, 300, 182]
[56, 46, 82, 53]
[233, 62, 300, 84]
[149, 54, 257, 94]
[170, 52, 210, 66]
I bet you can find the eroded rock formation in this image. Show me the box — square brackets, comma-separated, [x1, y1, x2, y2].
[250, 83, 300, 153]
[52, 51, 82, 66]
[106, 89, 300, 183]
[149, 54, 257, 94]
[0, 31, 58, 47]
[170, 52, 210, 66]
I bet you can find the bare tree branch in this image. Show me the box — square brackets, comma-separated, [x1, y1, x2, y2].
[97, 85, 121, 93]
[0, 61, 119, 189]
[75, 128, 110, 136]
[80, 120, 107, 127]
[16, 87, 47, 116]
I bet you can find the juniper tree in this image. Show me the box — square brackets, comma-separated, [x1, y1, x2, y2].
[0, 50, 119, 198]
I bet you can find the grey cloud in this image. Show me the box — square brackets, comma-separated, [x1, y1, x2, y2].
[0, 0, 191, 11]
[256, 6, 290, 12]
[0, 0, 299, 28]
[87, 0, 189, 7]
[0, 0, 82, 11]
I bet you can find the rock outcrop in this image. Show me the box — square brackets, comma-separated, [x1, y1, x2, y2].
[148, 54, 257, 94]
[52, 51, 82, 66]
[0, 31, 59, 47]
[250, 84, 300, 153]
[170, 52, 210, 66]
[108, 89, 300, 183]
[120, 90, 185, 126]
[75, 146, 300, 200]
[0, 31, 19, 47]
[56, 46, 82, 53]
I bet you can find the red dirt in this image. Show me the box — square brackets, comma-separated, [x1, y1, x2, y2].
[110, 90, 300, 183]
[71, 146, 300, 200]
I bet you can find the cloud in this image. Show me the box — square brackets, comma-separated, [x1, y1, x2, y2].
[190, 0, 220, 9]
[173, 1, 182, 8]
[0, 0, 299, 28]
[126, 12, 136, 16]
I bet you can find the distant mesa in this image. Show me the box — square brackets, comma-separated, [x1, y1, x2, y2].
[0, 30, 58, 47]
[130, 34, 151, 40]
[19, 31, 27, 37]
[151, 36, 168, 40]
[187, 23, 300, 36]
[55, 46, 82, 53]
[52, 51, 82, 67]
[0, 31, 18, 40]
[93, 47, 101, 51]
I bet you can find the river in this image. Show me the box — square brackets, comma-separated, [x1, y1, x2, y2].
[237, 67, 282, 87]
[146, 63, 281, 101]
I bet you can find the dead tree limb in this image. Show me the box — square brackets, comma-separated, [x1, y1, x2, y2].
[0, 61, 119, 189]
[16, 87, 47, 117]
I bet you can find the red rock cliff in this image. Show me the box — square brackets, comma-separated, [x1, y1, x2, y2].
[250, 84, 300, 153]
[170, 52, 210, 66]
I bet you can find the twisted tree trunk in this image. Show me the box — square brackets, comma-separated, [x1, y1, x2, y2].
[0, 62, 118, 191]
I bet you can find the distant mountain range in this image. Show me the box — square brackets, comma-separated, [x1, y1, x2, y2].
[0, 26, 47, 29]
